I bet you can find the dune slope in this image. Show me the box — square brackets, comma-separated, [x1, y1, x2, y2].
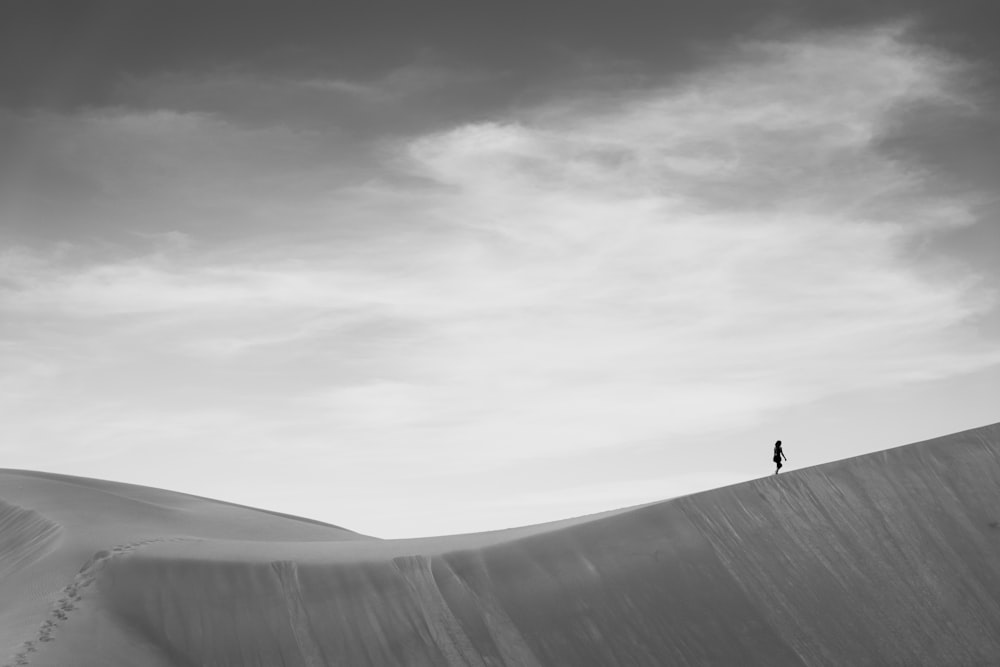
[3, 421, 1000, 666]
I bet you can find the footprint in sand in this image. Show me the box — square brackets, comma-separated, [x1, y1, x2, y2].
[3, 537, 197, 667]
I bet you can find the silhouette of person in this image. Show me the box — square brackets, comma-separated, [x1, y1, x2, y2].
[773, 440, 787, 474]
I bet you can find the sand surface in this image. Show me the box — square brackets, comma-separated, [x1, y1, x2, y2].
[3, 421, 1000, 665]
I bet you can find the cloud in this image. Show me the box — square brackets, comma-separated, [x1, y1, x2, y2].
[0, 107, 367, 248]
[300, 60, 497, 101]
[1, 23, 997, 521]
[98, 59, 504, 142]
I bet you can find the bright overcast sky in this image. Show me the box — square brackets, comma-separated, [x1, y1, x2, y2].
[1, 1, 998, 538]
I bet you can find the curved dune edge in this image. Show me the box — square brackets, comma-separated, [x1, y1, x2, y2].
[2, 420, 1000, 666]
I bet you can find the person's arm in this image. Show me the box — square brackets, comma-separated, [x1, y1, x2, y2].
[782, 451, 788, 461]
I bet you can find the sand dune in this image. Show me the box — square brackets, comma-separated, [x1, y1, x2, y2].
[3, 421, 1000, 666]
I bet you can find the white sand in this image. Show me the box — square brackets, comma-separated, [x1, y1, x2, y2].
[3, 421, 1000, 666]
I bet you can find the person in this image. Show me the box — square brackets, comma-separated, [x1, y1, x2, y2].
[773, 440, 787, 474]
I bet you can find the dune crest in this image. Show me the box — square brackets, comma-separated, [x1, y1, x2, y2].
[3, 421, 1000, 666]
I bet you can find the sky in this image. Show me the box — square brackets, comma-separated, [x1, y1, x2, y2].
[1, 1, 998, 538]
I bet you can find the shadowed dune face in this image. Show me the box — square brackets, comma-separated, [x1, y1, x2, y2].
[0, 501, 60, 581]
[91, 508, 799, 666]
[3, 422, 1000, 666]
[0, 501, 62, 653]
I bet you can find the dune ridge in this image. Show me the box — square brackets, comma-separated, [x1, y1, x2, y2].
[2, 421, 1000, 666]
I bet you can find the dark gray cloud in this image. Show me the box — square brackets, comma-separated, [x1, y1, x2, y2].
[4, 2, 998, 198]
[3, 1, 996, 111]
[2, 1, 997, 258]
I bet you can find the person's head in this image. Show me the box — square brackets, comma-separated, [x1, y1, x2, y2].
[775, 440, 781, 446]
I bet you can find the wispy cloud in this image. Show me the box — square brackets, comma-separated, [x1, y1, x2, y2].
[1, 23, 997, 534]
[300, 60, 498, 101]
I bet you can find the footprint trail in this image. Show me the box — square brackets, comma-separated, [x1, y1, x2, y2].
[4, 537, 199, 667]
